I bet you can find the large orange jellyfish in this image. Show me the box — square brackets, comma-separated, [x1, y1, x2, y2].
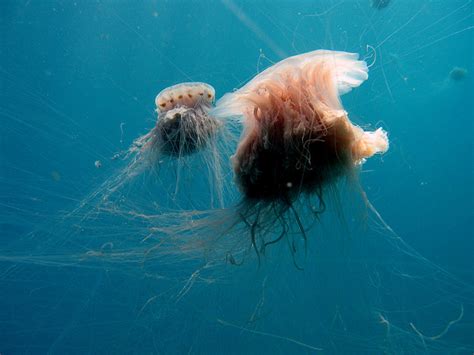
[209, 50, 389, 260]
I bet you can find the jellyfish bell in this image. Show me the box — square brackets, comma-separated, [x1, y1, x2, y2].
[127, 82, 218, 162]
[149, 82, 219, 157]
[155, 82, 215, 112]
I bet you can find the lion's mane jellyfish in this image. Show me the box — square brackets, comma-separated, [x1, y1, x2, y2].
[211, 50, 389, 260]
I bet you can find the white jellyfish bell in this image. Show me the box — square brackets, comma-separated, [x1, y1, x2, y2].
[149, 82, 219, 157]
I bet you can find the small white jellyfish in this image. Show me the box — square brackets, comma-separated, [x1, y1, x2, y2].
[96, 81, 229, 210]
[372, 0, 390, 9]
[144, 82, 219, 157]
[449, 67, 468, 81]
[94, 160, 102, 168]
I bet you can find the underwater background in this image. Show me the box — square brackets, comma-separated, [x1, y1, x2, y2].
[1, 0, 473, 354]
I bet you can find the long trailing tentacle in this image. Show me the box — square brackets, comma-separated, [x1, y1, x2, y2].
[250, 204, 263, 266]
[262, 210, 288, 252]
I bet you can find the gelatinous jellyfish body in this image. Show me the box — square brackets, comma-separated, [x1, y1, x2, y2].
[131, 82, 219, 161]
[152, 82, 219, 157]
[208, 50, 389, 259]
[217, 50, 388, 201]
[449, 67, 468, 81]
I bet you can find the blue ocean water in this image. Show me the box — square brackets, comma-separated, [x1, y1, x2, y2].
[1, 0, 473, 354]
